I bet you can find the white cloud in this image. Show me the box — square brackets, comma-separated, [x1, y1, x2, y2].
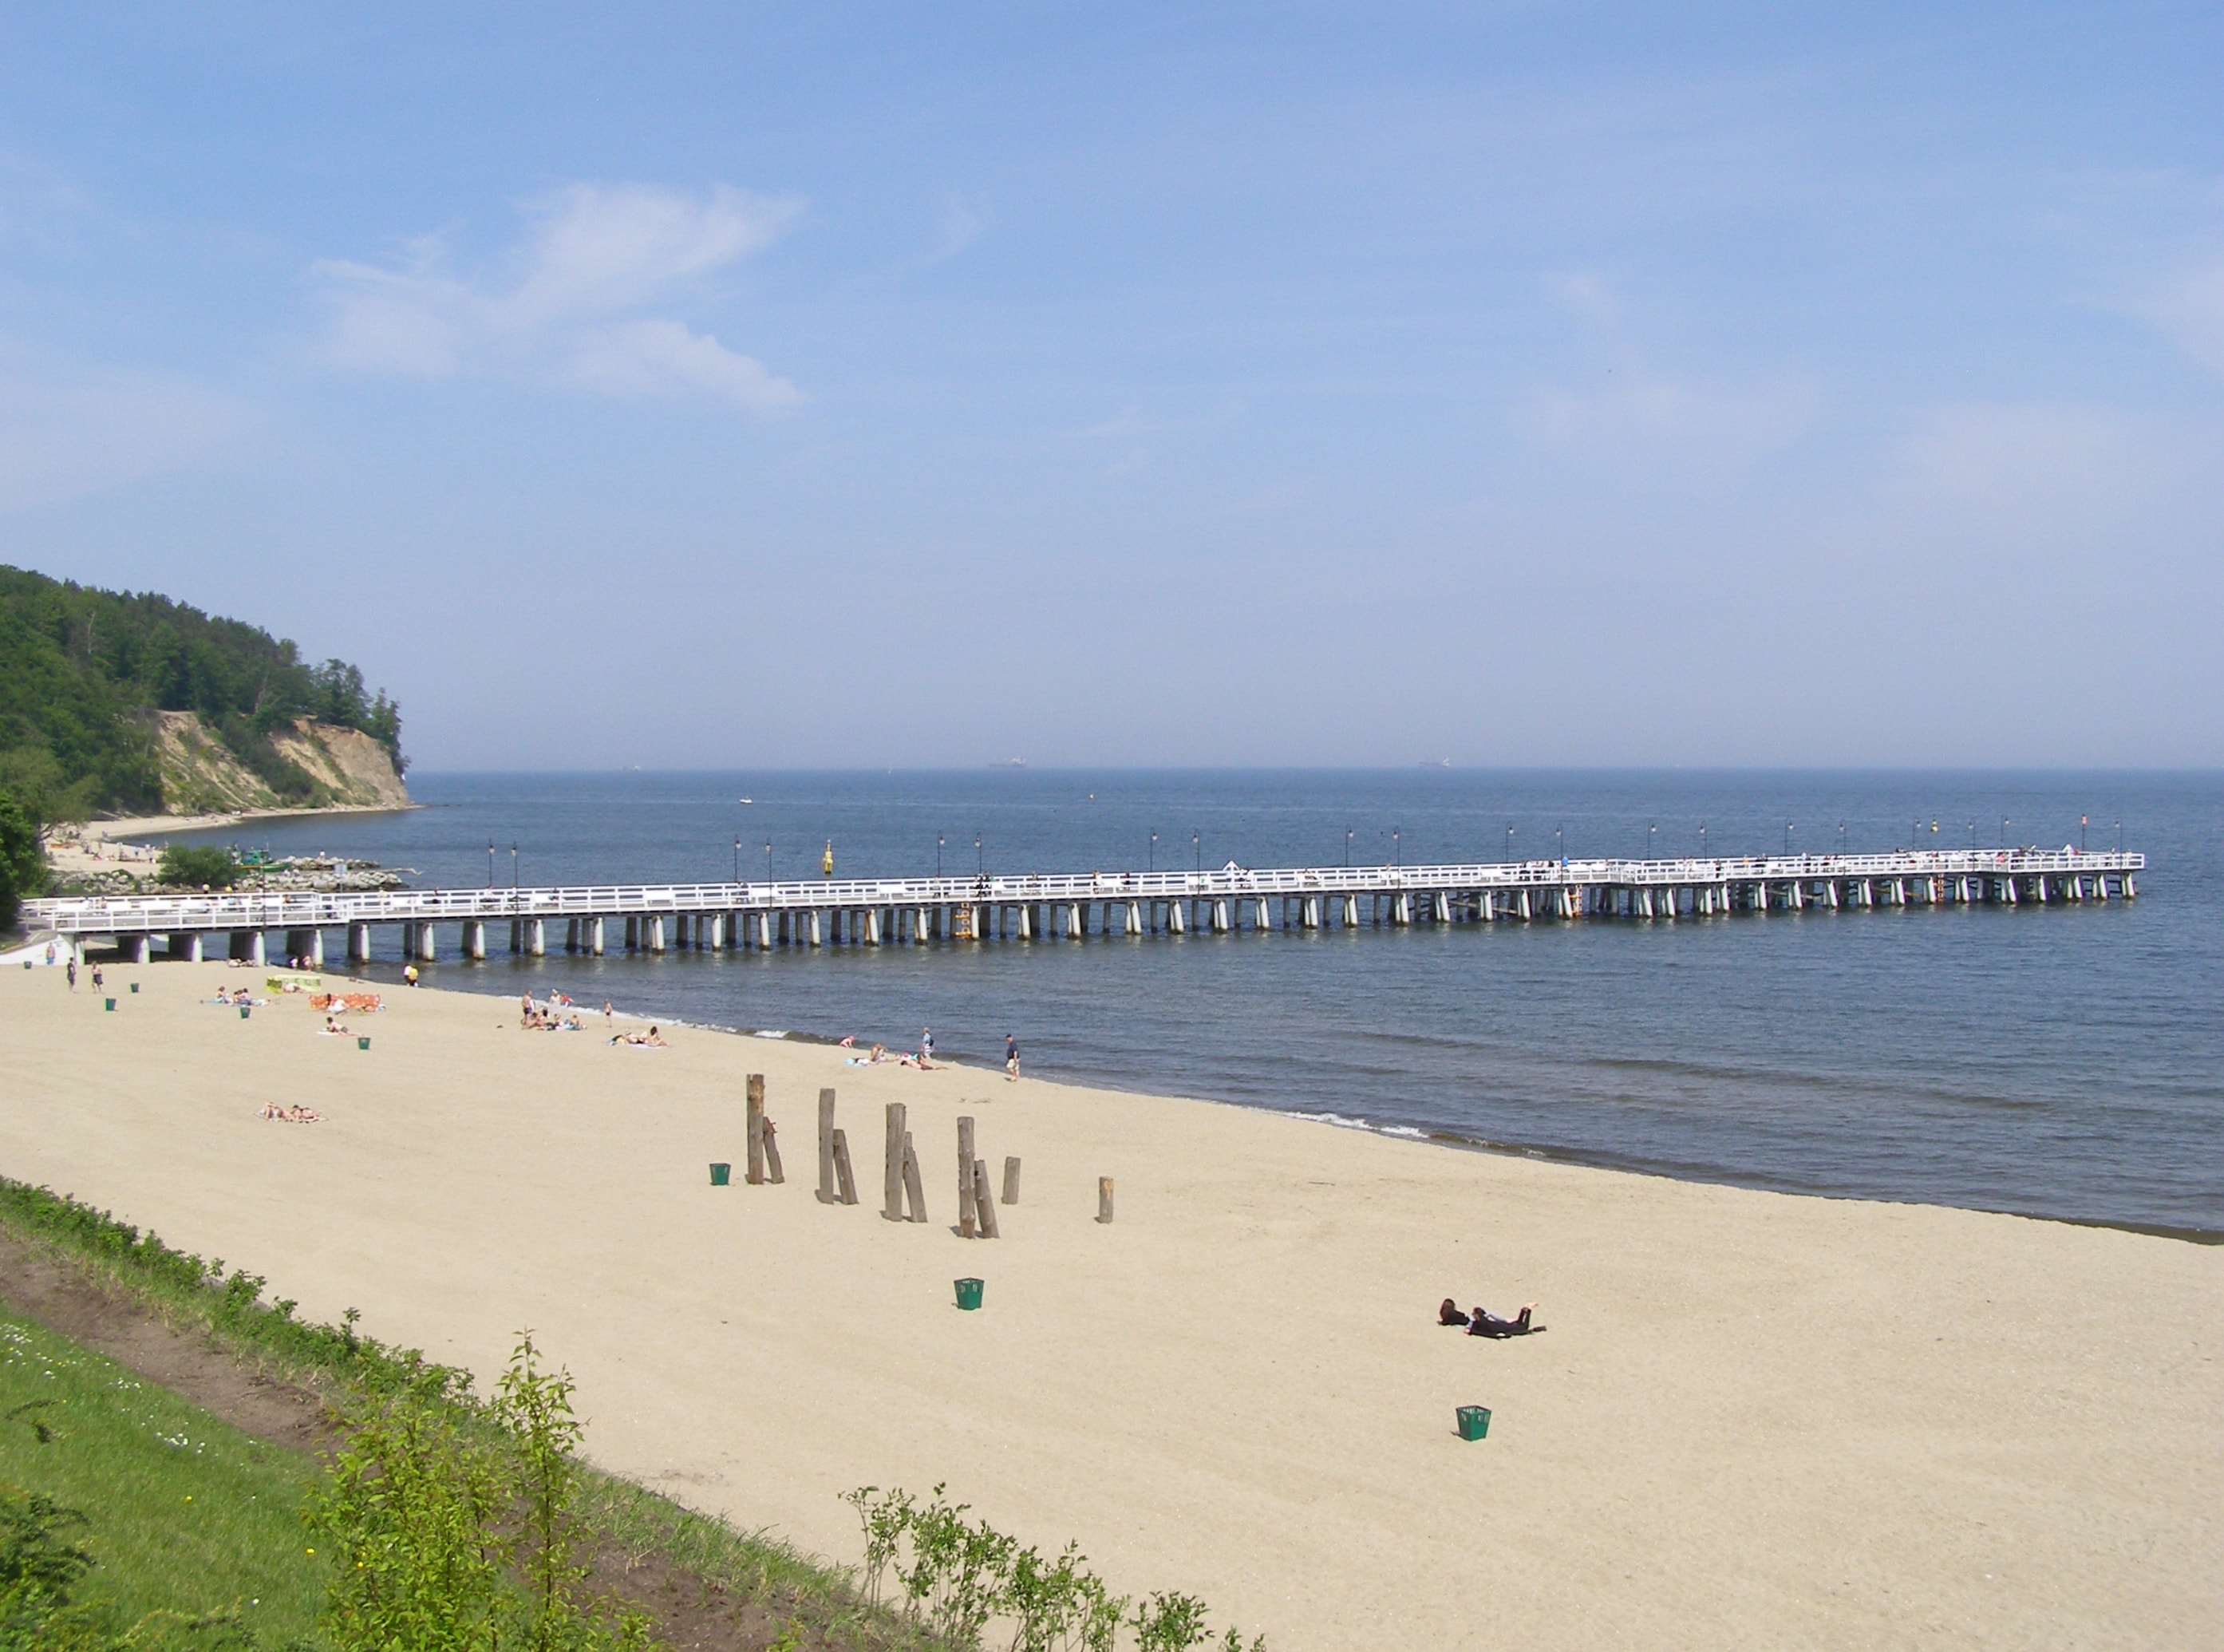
[311, 184, 801, 409]
[0, 342, 250, 513]
[2143, 259, 2224, 379]
[1520, 374, 1818, 475]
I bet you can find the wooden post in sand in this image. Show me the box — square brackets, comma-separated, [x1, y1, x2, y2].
[901, 1132, 929, 1223]
[831, 1128, 859, 1204]
[972, 1160, 1001, 1238]
[883, 1103, 907, 1221]
[1097, 1176, 1115, 1223]
[1001, 1156, 1021, 1206]
[816, 1089, 838, 1203]
[958, 1116, 979, 1238]
[746, 1074, 766, 1185]
[761, 1117, 784, 1184]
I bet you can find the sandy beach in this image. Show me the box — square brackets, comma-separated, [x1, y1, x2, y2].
[0, 962, 2214, 1648]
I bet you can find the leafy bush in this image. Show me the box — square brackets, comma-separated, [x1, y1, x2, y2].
[157, 846, 239, 891]
[844, 1485, 1261, 1652]
[310, 1336, 661, 1652]
[0, 794, 41, 930]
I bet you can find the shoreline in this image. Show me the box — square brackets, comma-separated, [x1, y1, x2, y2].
[75, 800, 422, 843]
[2, 962, 2215, 1648]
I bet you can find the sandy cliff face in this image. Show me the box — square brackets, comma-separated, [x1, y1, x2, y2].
[150, 712, 410, 815]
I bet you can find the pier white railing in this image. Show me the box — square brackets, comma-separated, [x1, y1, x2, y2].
[22, 849, 2146, 937]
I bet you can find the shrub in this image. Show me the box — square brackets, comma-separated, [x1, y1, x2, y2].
[0, 794, 41, 931]
[157, 846, 238, 891]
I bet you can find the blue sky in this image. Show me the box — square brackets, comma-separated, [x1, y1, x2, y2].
[2, 4, 2218, 768]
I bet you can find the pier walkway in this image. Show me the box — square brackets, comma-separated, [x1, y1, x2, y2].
[24, 849, 2143, 967]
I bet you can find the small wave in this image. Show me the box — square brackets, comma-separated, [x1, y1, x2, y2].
[752, 1029, 791, 1039]
[1276, 1109, 1375, 1132]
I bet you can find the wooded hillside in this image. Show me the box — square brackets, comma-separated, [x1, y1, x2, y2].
[0, 565, 405, 824]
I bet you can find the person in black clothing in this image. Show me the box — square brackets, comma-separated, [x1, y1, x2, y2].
[1468, 1303, 1539, 1338]
[1439, 1297, 1468, 1326]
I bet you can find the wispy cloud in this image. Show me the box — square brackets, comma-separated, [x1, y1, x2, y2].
[310, 184, 802, 409]
[0, 342, 250, 513]
[2142, 258, 2224, 380]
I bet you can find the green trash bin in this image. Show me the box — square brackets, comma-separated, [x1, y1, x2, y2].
[954, 1278, 985, 1311]
[104, 998, 116, 1011]
[709, 1162, 731, 1187]
[1456, 1405, 1491, 1441]
[129, 982, 140, 994]
[356, 1037, 371, 1051]
[238, 1006, 251, 1020]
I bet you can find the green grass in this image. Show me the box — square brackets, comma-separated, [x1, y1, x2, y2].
[0, 1306, 330, 1646]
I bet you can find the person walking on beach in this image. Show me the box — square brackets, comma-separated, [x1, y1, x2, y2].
[921, 1026, 934, 1065]
[404, 963, 419, 988]
[1005, 1033, 1020, 1081]
[65, 956, 77, 991]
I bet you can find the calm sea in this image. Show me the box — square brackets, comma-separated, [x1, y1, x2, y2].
[183, 770, 2224, 1239]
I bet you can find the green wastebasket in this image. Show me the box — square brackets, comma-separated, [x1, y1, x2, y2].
[356, 1037, 370, 1051]
[238, 1006, 251, 1020]
[954, 1278, 985, 1311]
[104, 998, 116, 1011]
[709, 1162, 731, 1187]
[1456, 1405, 1491, 1441]
[129, 982, 140, 993]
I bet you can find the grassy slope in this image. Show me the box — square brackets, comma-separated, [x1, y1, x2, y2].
[0, 1306, 330, 1645]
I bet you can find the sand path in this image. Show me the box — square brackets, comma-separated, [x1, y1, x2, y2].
[1, 963, 2215, 1648]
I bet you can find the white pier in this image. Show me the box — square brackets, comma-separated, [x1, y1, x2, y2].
[22, 849, 2143, 966]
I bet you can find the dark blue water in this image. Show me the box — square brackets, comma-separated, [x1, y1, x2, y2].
[186, 770, 2223, 1238]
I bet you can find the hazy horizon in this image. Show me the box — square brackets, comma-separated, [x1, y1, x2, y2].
[3, 6, 2218, 770]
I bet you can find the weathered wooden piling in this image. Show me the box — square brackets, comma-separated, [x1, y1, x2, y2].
[1001, 1155, 1021, 1206]
[1097, 1176, 1115, 1223]
[745, 1073, 766, 1185]
[816, 1088, 838, 1203]
[972, 1160, 1000, 1238]
[831, 1128, 859, 1203]
[883, 1102, 907, 1221]
[761, 1116, 784, 1184]
[901, 1132, 928, 1223]
[958, 1116, 979, 1237]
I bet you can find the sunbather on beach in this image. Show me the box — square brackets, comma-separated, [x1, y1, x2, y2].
[1439, 1298, 1468, 1326]
[1467, 1303, 1541, 1338]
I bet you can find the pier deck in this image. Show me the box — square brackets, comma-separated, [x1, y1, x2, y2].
[24, 848, 2143, 967]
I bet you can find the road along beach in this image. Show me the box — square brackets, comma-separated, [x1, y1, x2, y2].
[0, 963, 2214, 1649]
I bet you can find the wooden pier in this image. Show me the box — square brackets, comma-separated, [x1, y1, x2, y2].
[23, 849, 2143, 967]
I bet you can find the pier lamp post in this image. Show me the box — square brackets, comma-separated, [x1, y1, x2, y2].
[2080, 814, 2088, 852]
[1967, 822, 1976, 850]
[936, 836, 944, 877]
[1837, 821, 1846, 858]
[1698, 823, 1707, 858]
[1647, 822, 1657, 861]
[487, 842, 495, 888]
[733, 839, 741, 883]
[764, 842, 772, 883]
[510, 844, 519, 896]
[2115, 819, 2122, 852]
[975, 834, 983, 875]
[1505, 824, 1514, 861]
[2001, 817, 2010, 849]
[1554, 824, 1563, 862]
[1193, 832, 1201, 872]
[1149, 830, 1157, 871]
[1392, 828, 1401, 867]
[1784, 821, 1793, 856]
[1345, 828, 1354, 867]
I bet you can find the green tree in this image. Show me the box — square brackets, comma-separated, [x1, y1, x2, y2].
[0, 794, 43, 931]
[156, 846, 238, 891]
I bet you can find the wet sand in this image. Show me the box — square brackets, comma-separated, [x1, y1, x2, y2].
[0, 962, 2214, 1648]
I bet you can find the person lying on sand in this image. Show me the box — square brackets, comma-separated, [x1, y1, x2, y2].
[1468, 1303, 1543, 1338]
[321, 1016, 351, 1036]
[1439, 1298, 1469, 1326]
[609, 1026, 669, 1047]
[258, 1103, 322, 1122]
